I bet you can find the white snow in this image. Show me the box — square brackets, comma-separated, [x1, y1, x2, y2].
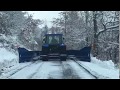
[0, 33, 29, 73]
[0, 48, 18, 73]
[91, 57, 116, 70]
[66, 60, 95, 79]
[0, 48, 17, 63]
[0, 61, 63, 79]
[8, 61, 43, 79]
[77, 57, 119, 79]
[0, 46, 119, 79]
[0, 62, 32, 79]
[0, 58, 119, 79]
[32, 61, 63, 79]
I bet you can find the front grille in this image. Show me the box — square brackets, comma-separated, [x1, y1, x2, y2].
[49, 45, 59, 53]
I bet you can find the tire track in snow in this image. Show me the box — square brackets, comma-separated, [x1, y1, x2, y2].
[1, 62, 32, 74]
[28, 62, 44, 79]
[71, 58, 112, 79]
[61, 61, 81, 79]
[74, 60, 110, 79]
[67, 60, 96, 79]
[32, 61, 63, 79]
[0, 62, 36, 79]
[71, 59, 98, 79]
[8, 61, 43, 79]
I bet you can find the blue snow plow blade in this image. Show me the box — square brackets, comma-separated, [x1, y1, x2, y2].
[18, 46, 91, 63]
[18, 48, 41, 63]
[67, 47, 91, 62]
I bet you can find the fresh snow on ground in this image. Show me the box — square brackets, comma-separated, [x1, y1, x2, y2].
[31, 61, 63, 79]
[0, 58, 119, 79]
[0, 34, 28, 73]
[77, 57, 119, 79]
[0, 48, 17, 62]
[91, 57, 116, 70]
[66, 60, 95, 79]
[0, 62, 32, 79]
[0, 48, 18, 73]
[8, 61, 43, 79]
[0, 45, 119, 79]
[1, 61, 63, 79]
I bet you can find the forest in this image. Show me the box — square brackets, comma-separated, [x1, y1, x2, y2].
[0, 11, 119, 64]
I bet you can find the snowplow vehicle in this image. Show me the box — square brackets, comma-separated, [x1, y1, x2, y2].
[18, 34, 91, 63]
[41, 34, 67, 61]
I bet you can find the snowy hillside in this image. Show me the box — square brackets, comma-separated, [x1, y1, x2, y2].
[0, 48, 17, 63]
[0, 48, 18, 73]
[0, 34, 23, 73]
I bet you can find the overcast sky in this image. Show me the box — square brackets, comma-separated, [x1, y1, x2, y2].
[27, 11, 62, 28]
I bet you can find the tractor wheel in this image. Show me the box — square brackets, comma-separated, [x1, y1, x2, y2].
[60, 56, 66, 61]
[42, 57, 48, 61]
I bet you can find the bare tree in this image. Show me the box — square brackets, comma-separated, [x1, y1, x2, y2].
[92, 11, 98, 57]
[50, 11, 119, 64]
[119, 11, 120, 73]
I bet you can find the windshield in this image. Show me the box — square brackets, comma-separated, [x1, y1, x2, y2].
[45, 35, 62, 44]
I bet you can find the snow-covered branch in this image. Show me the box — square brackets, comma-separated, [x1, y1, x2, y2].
[97, 25, 119, 37]
[98, 40, 119, 46]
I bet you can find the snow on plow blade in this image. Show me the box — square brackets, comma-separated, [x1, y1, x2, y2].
[67, 47, 91, 62]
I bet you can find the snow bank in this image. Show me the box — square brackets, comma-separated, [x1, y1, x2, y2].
[78, 57, 119, 79]
[0, 48, 17, 62]
[91, 57, 116, 70]
[0, 48, 18, 72]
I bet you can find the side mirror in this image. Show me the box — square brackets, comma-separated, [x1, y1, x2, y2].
[42, 38, 45, 43]
[62, 37, 65, 43]
[43, 38, 45, 41]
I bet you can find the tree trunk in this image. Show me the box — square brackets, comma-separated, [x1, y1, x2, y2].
[119, 11, 120, 73]
[65, 12, 67, 36]
[85, 11, 89, 46]
[92, 11, 98, 57]
[64, 12, 67, 44]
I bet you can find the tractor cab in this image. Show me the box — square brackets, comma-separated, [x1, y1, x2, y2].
[43, 34, 63, 45]
[41, 34, 66, 61]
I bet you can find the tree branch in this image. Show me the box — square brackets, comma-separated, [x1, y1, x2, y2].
[97, 11, 119, 37]
[98, 40, 119, 46]
[97, 25, 119, 37]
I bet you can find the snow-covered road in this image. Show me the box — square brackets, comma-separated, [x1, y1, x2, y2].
[0, 59, 119, 79]
[0, 60, 63, 79]
[31, 61, 63, 79]
[66, 60, 96, 79]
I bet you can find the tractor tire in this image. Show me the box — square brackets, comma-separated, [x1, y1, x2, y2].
[42, 57, 48, 61]
[43, 59, 48, 61]
[60, 56, 66, 61]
